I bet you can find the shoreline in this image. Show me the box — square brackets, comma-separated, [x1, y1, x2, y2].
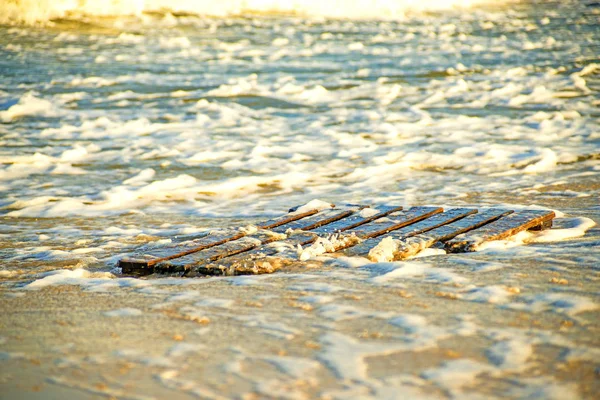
[1, 198, 598, 399]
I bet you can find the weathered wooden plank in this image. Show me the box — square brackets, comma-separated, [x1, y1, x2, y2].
[256, 208, 321, 229]
[342, 208, 477, 257]
[212, 206, 440, 266]
[287, 206, 444, 260]
[119, 207, 325, 274]
[184, 255, 283, 277]
[119, 229, 246, 274]
[120, 203, 558, 277]
[149, 207, 358, 276]
[347, 206, 443, 239]
[202, 205, 405, 268]
[191, 208, 439, 274]
[445, 209, 555, 253]
[310, 205, 403, 234]
[271, 207, 356, 233]
[153, 230, 285, 273]
[389, 208, 514, 260]
[182, 246, 291, 277]
[158, 231, 313, 276]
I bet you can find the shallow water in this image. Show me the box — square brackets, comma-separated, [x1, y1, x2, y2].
[1, 0, 599, 220]
[0, 0, 598, 270]
[0, 0, 599, 399]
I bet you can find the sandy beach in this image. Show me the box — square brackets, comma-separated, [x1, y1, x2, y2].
[2, 186, 599, 399]
[1, 0, 599, 398]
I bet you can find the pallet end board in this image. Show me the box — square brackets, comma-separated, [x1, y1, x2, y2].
[342, 207, 478, 258]
[119, 258, 152, 275]
[348, 206, 443, 239]
[445, 210, 556, 253]
[526, 219, 553, 231]
[117, 203, 558, 276]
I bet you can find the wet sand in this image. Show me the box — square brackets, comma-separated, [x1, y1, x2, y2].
[1, 192, 599, 399]
[1, 1, 599, 397]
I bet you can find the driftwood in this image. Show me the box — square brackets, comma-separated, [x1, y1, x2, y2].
[343, 208, 477, 257]
[118, 204, 556, 276]
[445, 210, 555, 253]
[118, 207, 322, 274]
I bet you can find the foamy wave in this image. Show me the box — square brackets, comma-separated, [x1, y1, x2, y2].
[1, 0, 501, 24]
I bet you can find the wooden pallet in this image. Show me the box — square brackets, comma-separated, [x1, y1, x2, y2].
[118, 204, 555, 277]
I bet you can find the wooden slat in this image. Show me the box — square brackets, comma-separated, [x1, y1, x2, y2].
[257, 208, 321, 229]
[445, 209, 555, 253]
[190, 245, 295, 277]
[153, 231, 283, 273]
[119, 207, 324, 274]
[186, 207, 431, 275]
[119, 229, 245, 274]
[347, 206, 443, 239]
[150, 206, 360, 275]
[120, 203, 558, 277]
[310, 205, 403, 234]
[196, 206, 440, 270]
[158, 231, 313, 276]
[270, 206, 443, 259]
[392, 208, 514, 260]
[271, 207, 356, 233]
[343, 208, 477, 257]
[208, 205, 405, 267]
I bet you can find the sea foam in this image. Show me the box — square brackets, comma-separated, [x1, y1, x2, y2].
[1, 0, 504, 24]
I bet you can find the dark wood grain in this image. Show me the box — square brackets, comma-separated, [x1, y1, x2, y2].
[152, 209, 355, 275]
[264, 206, 443, 259]
[257, 208, 321, 229]
[271, 207, 357, 233]
[119, 229, 245, 274]
[343, 208, 477, 257]
[120, 203, 558, 277]
[310, 205, 403, 234]
[393, 208, 514, 259]
[160, 231, 316, 276]
[153, 230, 284, 273]
[188, 207, 439, 274]
[347, 206, 443, 239]
[445, 209, 555, 253]
[119, 207, 324, 274]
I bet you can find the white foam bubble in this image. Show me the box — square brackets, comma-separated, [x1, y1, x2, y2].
[318, 332, 409, 380]
[458, 285, 518, 304]
[167, 343, 204, 357]
[367, 236, 398, 262]
[317, 304, 394, 321]
[159, 36, 191, 49]
[486, 339, 533, 371]
[505, 292, 598, 316]
[194, 298, 235, 309]
[262, 355, 321, 379]
[287, 282, 347, 293]
[0, 92, 57, 122]
[422, 359, 493, 391]
[528, 217, 596, 243]
[0, 0, 504, 25]
[366, 262, 468, 285]
[292, 199, 333, 215]
[104, 308, 143, 317]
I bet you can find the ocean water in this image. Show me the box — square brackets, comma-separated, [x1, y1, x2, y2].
[1, 0, 598, 263]
[0, 0, 599, 398]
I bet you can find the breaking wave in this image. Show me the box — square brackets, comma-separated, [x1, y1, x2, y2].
[1, 0, 504, 25]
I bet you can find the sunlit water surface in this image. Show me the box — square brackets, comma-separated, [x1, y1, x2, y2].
[1, 2, 600, 399]
[0, 0, 598, 270]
